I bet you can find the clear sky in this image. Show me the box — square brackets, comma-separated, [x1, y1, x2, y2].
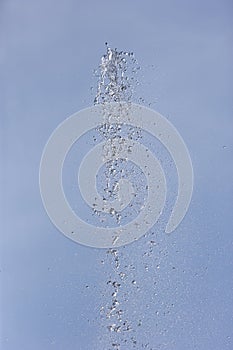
[1, 0, 233, 349]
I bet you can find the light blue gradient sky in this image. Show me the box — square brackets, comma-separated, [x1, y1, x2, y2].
[1, 0, 233, 349]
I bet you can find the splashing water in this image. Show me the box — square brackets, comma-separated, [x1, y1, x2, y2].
[92, 45, 142, 234]
[94, 45, 146, 349]
[94, 45, 174, 350]
[94, 43, 139, 105]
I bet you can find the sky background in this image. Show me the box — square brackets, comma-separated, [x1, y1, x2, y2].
[1, 0, 233, 349]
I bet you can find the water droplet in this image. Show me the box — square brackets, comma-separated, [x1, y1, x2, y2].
[109, 208, 116, 215]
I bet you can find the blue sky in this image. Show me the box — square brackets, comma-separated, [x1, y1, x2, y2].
[1, 0, 233, 349]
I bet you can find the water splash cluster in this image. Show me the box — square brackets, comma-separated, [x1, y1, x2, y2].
[93, 45, 142, 233]
[94, 45, 174, 350]
[94, 43, 139, 105]
[94, 45, 142, 349]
